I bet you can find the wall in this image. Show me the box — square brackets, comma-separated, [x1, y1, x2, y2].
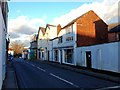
[51, 23, 77, 64]
[108, 33, 116, 42]
[118, 42, 120, 72]
[76, 42, 120, 73]
[0, 8, 3, 88]
[0, 6, 6, 89]
[76, 10, 108, 47]
[57, 23, 76, 48]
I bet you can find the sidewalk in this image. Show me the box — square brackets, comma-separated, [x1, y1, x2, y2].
[33, 60, 120, 84]
[2, 61, 18, 89]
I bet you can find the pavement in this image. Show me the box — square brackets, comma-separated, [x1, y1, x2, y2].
[2, 61, 18, 89]
[2, 59, 120, 89]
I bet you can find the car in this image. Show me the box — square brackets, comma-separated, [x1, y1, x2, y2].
[8, 54, 13, 61]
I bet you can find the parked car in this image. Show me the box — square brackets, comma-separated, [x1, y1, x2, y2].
[8, 54, 13, 61]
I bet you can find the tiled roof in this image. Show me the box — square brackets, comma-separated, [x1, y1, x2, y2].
[62, 10, 107, 29]
[62, 10, 94, 29]
[41, 27, 46, 35]
[38, 27, 45, 35]
[46, 24, 56, 27]
[108, 25, 120, 33]
[45, 24, 56, 31]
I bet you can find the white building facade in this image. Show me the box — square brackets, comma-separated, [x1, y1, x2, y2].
[52, 23, 77, 65]
[0, 1, 8, 89]
[75, 42, 120, 73]
[37, 27, 45, 60]
[37, 24, 57, 61]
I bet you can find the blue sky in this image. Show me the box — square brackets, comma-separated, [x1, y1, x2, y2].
[8, 2, 85, 23]
[8, 0, 118, 47]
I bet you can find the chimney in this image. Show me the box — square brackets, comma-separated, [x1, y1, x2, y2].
[57, 24, 61, 36]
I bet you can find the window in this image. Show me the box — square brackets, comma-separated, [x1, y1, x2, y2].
[118, 34, 120, 41]
[42, 52, 44, 58]
[58, 36, 63, 43]
[64, 49, 73, 63]
[66, 25, 73, 34]
[66, 36, 73, 41]
[39, 52, 41, 59]
[54, 50, 59, 62]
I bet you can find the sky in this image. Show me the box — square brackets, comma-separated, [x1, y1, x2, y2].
[8, 0, 119, 47]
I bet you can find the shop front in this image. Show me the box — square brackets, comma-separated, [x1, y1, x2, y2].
[64, 48, 74, 64]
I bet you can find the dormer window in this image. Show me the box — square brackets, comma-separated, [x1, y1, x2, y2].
[66, 25, 73, 34]
[117, 34, 120, 41]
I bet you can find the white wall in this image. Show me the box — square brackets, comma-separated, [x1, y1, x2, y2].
[49, 40, 54, 61]
[0, 7, 7, 89]
[118, 42, 120, 72]
[0, 8, 3, 88]
[76, 42, 120, 73]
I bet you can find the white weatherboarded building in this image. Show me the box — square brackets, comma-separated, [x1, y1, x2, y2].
[0, 1, 9, 89]
[37, 24, 57, 61]
[75, 42, 120, 73]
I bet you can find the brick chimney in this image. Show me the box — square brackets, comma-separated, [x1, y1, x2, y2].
[57, 24, 61, 36]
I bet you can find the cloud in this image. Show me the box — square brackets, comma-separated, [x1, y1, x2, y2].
[52, 0, 119, 27]
[14, 25, 35, 35]
[8, 16, 46, 34]
[8, 16, 46, 47]
[9, 32, 20, 39]
[10, 34, 32, 47]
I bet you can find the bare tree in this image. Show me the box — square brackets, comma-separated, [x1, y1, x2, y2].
[10, 40, 25, 56]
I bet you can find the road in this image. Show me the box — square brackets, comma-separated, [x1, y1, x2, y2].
[12, 58, 119, 89]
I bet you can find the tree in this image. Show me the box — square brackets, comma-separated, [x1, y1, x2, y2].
[10, 40, 25, 57]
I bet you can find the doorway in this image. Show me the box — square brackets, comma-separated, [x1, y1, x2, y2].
[60, 50, 62, 64]
[47, 51, 49, 61]
[86, 51, 92, 69]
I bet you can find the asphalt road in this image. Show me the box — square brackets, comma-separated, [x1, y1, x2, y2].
[12, 58, 120, 89]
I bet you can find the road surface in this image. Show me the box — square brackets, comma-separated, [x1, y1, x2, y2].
[12, 58, 120, 89]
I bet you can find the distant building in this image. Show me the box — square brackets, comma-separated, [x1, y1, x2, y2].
[37, 27, 45, 60]
[108, 25, 120, 42]
[0, 0, 9, 89]
[30, 34, 37, 59]
[37, 24, 57, 61]
[8, 48, 14, 55]
[22, 48, 29, 60]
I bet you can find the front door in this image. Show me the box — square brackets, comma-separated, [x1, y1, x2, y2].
[86, 51, 92, 69]
[60, 50, 62, 64]
[47, 51, 49, 61]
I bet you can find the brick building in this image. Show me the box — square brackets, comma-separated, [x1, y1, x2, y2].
[51, 10, 108, 65]
[108, 25, 120, 42]
[75, 10, 108, 47]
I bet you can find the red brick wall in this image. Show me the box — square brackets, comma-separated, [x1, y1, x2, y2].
[108, 33, 117, 42]
[76, 10, 108, 47]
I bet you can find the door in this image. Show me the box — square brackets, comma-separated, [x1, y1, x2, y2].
[86, 51, 92, 69]
[47, 51, 49, 61]
[60, 50, 62, 64]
